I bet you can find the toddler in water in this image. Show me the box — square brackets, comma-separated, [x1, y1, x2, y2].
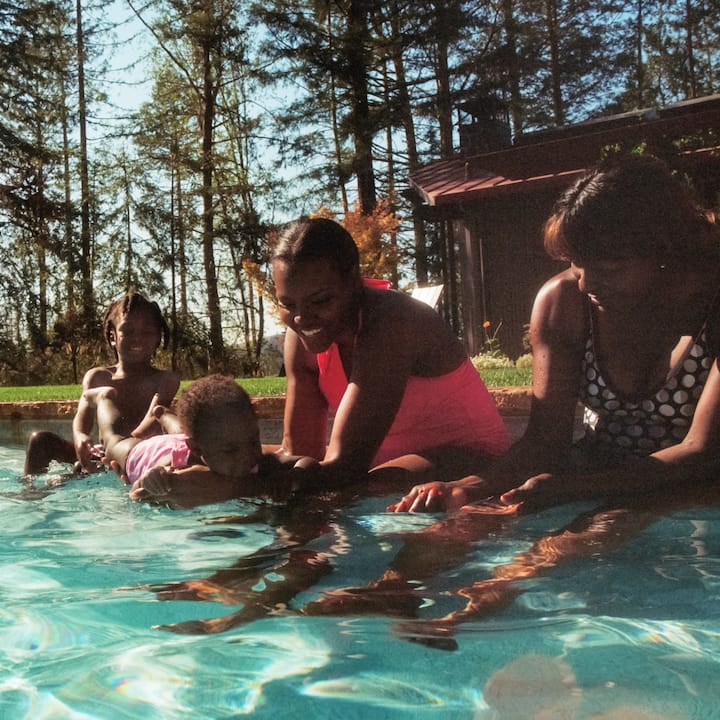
[24, 292, 179, 475]
[88, 374, 297, 507]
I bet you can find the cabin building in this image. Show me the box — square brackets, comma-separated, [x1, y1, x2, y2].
[408, 94, 720, 358]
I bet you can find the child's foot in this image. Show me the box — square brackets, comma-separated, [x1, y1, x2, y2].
[131, 393, 164, 438]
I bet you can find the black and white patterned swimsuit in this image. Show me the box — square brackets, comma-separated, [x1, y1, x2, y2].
[579, 317, 715, 457]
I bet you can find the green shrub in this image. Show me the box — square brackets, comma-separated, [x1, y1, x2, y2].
[471, 351, 515, 371]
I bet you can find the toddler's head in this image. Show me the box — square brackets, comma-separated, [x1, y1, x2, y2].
[177, 374, 262, 480]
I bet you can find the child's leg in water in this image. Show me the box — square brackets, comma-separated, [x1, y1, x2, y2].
[23, 431, 77, 475]
[150, 503, 339, 635]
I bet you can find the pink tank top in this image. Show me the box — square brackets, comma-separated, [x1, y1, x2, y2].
[316, 280, 510, 466]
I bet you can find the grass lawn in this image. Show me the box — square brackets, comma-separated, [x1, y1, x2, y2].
[0, 368, 531, 404]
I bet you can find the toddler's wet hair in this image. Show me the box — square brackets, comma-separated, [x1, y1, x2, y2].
[103, 292, 170, 358]
[177, 374, 255, 438]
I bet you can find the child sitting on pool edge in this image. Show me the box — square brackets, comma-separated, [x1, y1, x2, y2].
[86, 374, 305, 508]
[23, 291, 179, 476]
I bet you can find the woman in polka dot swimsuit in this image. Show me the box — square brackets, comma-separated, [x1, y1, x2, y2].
[392, 154, 720, 514]
[579, 320, 715, 456]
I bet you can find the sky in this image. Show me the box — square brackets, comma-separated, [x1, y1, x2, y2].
[87, 3, 284, 339]
[89, 2, 154, 143]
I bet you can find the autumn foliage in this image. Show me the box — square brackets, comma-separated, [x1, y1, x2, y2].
[311, 200, 400, 279]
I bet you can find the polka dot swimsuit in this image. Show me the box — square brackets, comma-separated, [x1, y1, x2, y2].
[579, 324, 715, 457]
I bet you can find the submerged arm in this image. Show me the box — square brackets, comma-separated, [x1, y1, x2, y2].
[129, 460, 298, 509]
[278, 330, 330, 462]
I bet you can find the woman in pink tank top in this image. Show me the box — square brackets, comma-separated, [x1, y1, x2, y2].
[271, 217, 510, 490]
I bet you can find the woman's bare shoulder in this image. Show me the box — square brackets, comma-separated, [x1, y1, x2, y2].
[364, 287, 450, 331]
[532, 269, 586, 341]
[360, 288, 465, 367]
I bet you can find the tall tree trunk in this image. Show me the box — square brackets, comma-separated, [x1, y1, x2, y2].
[346, 0, 376, 214]
[684, 0, 697, 97]
[200, 38, 224, 370]
[383, 0, 427, 283]
[60, 75, 75, 311]
[636, 0, 646, 107]
[123, 160, 133, 288]
[75, 0, 94, 329]
[503, 0, 523, 134]
[434, 4, 454, 158]
[327, 11, 350, 213]
[545, 0, 564, 125]
[176, 157, 188, 319]
[170, 157, 178, 371]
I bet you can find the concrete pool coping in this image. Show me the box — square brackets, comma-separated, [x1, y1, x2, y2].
[0, 388, 537, 446]
[0, 387, 534, 421]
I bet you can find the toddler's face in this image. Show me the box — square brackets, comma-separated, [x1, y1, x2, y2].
[193, 405, 262, 480]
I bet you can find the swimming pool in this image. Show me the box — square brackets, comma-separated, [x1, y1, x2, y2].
[1, 442, 719, 719]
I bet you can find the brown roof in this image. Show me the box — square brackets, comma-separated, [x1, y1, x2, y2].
[410, 95, 720, 206]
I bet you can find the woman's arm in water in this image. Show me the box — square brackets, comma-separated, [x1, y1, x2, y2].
[391, 272, 586, 512]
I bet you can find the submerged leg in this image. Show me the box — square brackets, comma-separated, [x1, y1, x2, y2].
[23, 431, 76, 475]
[398, 505, 660, 641]
[148, 501, 341, 634]
[155, 548, 334, 635]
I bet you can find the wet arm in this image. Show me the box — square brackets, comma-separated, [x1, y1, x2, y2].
[278, 330, 329, 461]
[391, 272, 586, 512]
[129, 463, 295, 508]
[72, 368, 108, 470]
[504, 358, 720, 510]
[320, 313, 412, 479]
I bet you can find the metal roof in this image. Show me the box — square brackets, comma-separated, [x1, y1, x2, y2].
[409, 95, 720, 207]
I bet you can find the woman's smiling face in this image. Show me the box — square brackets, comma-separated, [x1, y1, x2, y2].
[273, 257, 359, 353]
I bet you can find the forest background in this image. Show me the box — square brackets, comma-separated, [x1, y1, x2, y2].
[1, 0, 718, 385]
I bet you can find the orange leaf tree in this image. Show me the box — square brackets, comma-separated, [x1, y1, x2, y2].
[312, 200, 400, 280]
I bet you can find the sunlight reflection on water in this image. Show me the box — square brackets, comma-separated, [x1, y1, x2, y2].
[1, 441, 720, 719]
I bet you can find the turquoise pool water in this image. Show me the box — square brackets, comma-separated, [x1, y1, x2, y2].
[1, 442, 719, 719]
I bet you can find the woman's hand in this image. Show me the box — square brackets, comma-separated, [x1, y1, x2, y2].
[500, 472, 565, 511]
[292, 455, 320, 471]
[389, 479, 478, 513]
